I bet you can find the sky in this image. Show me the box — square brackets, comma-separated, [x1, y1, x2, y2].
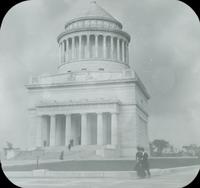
[0, 0, 200, 151]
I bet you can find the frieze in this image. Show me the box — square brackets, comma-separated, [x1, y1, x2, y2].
[35, 100, 120, 115]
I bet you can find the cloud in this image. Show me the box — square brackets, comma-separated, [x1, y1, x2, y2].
[0, 0, 200, 150]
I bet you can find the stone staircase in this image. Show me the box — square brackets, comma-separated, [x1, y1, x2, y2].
[12, 149, 61, 160]
[10, 145, 118, 161]
[63, 145, 102, 160]
[12, 150, 43, 160]
[64, 149, 100, 160]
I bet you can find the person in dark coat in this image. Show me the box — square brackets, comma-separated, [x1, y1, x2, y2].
[141, 147, 151, 177]
[135, 146, 146, 178]
[59, 150, 64, 160]
[68, 143, 71, 151]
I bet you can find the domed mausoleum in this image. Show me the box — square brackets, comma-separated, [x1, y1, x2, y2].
[26, 1, 150, 158]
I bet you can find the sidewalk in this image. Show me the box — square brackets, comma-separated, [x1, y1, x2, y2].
[1, 159, 61, 167]
[3, 165, 199, 179]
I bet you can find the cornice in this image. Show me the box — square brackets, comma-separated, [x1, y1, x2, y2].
[25, 77, 149, 100]
[57, 27, 131, 43]
[25, 78, 136, 90]
[57, 59, 130, 69]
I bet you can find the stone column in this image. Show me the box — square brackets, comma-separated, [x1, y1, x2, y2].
[60, 42, 63, 63]
[122, 40, 125, 63]
[86, 35, 90, 58]
[97, 113, 103, 145]
[111, 112, 118, 146]
[117, 38, 120, 61]
[144, 124, 149, 148]
[95, 34, 98, 58]
[110, 36, 114, 59]
[63, 41, 66, 62]
[124, 42, 126, 63]
[71, 37, 75, 60]
[126, 43, 129, 64]
[36, 115, 42, 147]
[79, 35, 82, 60]
[59, 43, 62, 65]
[65, 113, 71, 146]
[81, 113, 87, 145]
[103, 35, 106, 59]
[50, 115, 56, 146]
[66, 39, 69, 63]
[64, 40, 66, 62]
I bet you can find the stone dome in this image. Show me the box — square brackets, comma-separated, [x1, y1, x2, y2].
[79, 1, 118, 20]
[57, 1, 131, 73]
[64, 1, 122, 30]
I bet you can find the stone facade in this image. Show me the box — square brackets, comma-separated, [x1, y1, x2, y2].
[26, 2, 150, 157]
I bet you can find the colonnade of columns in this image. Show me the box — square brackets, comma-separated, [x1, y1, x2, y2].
[36, 112, 118, 147]
[59, 34, 129, 65]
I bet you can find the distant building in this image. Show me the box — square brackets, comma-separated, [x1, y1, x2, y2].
[26, 1, 150, 157]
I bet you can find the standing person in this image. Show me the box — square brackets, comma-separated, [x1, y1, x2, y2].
[135, 146, 146, 178]
[141, 147, 151, 177]
[68, 143, 71, 151]
[59, 150, 64, 160]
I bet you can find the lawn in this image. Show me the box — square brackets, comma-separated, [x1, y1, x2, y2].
[3, 157, 200, 171]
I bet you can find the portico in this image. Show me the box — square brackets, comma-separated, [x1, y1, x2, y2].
[35, 100, 119, 148]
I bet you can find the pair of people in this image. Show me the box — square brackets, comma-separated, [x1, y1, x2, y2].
[135, 146, 151, 178]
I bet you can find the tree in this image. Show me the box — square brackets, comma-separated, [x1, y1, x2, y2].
[182, 144, 200, 157]
[151, 139, 169, 156]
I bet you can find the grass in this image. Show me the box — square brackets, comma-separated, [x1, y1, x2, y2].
[3, 157, 200, 171]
